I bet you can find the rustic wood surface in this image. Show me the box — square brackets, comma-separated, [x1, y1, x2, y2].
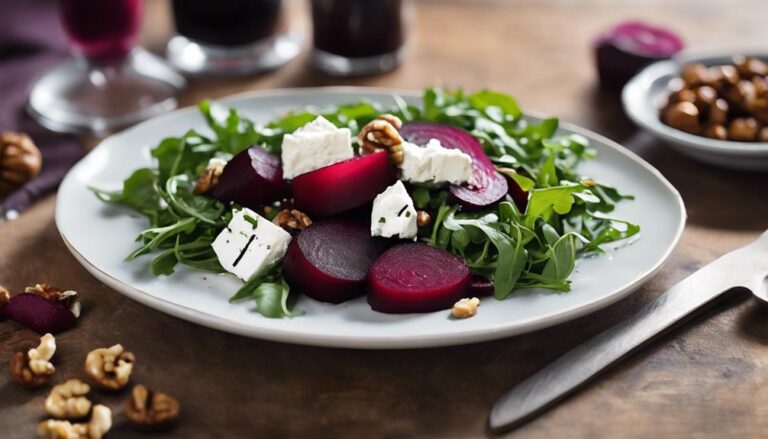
[3, 0, 768, 437]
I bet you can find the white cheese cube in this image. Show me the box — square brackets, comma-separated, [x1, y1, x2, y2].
[280, 116, 353, 179]
[212, 208, 292, 281]
[400, 139, 473, 184]
[371, 181, 418, 240]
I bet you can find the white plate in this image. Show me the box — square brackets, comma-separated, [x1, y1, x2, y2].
[56, 87, 685, 349]
[622, 52, 768, 171]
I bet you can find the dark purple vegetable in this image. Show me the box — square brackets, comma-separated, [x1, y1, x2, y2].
[470, 275, 494, 297]
[594, 21, 684, 90]
[293, 151, 397, 218]
[368, 243, 471, 314]
[211, 146, 291, 209]
[400, 122, 508, 210]
[1, 294, 77, 334]
[283, 220, 390, 304]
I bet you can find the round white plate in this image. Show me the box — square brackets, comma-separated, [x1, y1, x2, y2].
[622, 51, 768, 171]
[56, 87, 685, 349]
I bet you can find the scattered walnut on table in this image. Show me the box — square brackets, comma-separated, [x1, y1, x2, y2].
[273, 209, 312, 232]
[26, 284, 81, 318]
[45, 379, 92, 419]
[451, 297, 481, 319]
[358, 114, 405, 164]
[37, 404, 112, 439]
[125, 384, 181, 431]
[10, 333, 56, 388]
[0, 131, 42, 198]
[84, 344, 135, 390]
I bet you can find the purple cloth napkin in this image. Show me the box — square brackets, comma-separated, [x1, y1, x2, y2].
[0, 0, 85, 219]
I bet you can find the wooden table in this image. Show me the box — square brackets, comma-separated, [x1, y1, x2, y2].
[3, 0, 768, 437]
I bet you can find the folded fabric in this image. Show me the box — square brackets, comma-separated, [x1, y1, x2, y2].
[0, 0, 85, 220]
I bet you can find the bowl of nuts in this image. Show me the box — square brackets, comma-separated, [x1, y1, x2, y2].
[622, 51, 768, 170]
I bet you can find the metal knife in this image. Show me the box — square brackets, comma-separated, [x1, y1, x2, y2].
[490, 231, 768, 433]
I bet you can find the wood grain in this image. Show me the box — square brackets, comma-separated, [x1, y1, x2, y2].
[3, 0, 768, 437]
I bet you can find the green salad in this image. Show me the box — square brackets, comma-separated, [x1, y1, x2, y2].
[93, 87, 639, 318]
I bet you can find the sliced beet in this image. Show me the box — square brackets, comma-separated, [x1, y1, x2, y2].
[1, 294, 77, 334]
[368, 243, 471, 314]
[282, 220, 389, 304]
[292, 151, 396, 218]
[470, 275, 494, 297]
[211, 146, 291, 209]
[400, 122, 508, 210]
[504, 175, 529, 212]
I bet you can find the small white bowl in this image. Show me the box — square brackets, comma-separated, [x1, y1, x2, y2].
[622, 51, 768, 171]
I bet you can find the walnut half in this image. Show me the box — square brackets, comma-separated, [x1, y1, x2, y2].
[358, 114, 405, 164]
[273, 209, 312, 232]
[0, 131, 42, 198]
[45, 379, 92, 419]
[10, 333, 56, 388]
[84, 344, 135, 390]
[37, 404, 112, 439]
[125, 384, 181, 431]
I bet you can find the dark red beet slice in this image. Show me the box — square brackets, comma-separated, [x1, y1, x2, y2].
[282, 220, 389, 304]
[470, 275, 494, 297]
[211, 146, 291, 209]
[1, 294, 77, 334]
[594, 21, 684, 90]
[400, 123, 508, 210]
[292, 151, 396, 218]
[368, 243, 471, 314]
[504, 175, 529, 212]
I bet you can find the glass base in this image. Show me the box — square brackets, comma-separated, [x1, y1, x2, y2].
[27, 49, 185, 135]
[310, 48, 403, 76]
[166, 33, 301, 76]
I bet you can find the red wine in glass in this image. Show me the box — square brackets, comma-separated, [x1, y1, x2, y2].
[59, 0, 141, 61]
[27, 0, 185, 134]
[167, 0, 299, 75]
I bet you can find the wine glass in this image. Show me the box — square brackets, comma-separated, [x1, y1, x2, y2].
[27, 0, 185, 135]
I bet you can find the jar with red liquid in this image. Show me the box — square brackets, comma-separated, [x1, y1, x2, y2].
[167, 0, 300, 76]
[310, 0, 409, 76]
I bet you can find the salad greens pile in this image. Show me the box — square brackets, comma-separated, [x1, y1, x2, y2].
[93, 87, 639, 317]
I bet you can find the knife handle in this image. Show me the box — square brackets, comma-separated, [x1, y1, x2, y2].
[489, 254, 745, 433]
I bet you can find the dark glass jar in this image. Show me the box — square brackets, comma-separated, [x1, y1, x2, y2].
[167, 0, 299, 76]
[172, 0, 282, 47]
[310, 0, 407, 76]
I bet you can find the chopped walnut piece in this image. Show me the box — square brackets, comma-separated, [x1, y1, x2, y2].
[416, 210, 432, 228]
[451, 297, 481, 319]
[358, 115, 405, 164]
[84, 344, 135, 390]
[10, 333, 56, 388]
[273, 209, 313, 232]
[45, 379, 92, 419]
[0, 131, 42, 198]
[26, 284, 81, 318]
[37, 404, 112, 439]
[193, 159, 226, 194]
[125, 384, 181, 431]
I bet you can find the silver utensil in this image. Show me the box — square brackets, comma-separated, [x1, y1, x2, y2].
[490, 231, 768, 433]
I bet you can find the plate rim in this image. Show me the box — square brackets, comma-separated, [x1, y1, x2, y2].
[56, 86, 687, 349]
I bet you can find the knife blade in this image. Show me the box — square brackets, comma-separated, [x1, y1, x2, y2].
[489, 235, 767, 433]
